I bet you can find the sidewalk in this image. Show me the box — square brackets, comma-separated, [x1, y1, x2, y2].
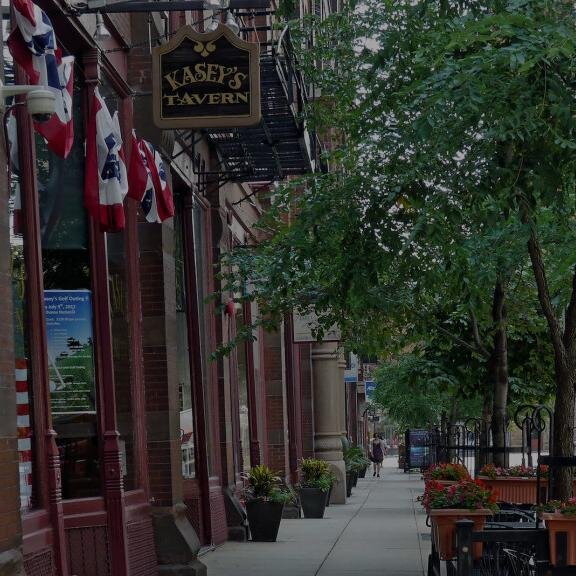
[202, 460, 430, 576]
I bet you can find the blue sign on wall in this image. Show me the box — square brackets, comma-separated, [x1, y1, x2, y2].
[365, 380, 376, 400]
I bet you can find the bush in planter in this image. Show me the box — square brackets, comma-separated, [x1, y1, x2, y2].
[538, 498, 576, 565]
[298, 458, 333, 518]
[344, 445, 370, 489]
[243, 465, 291, 542]
[424, 463, 470, 484]
[420, 479, 498, 560]
[478, 464, 549, 504]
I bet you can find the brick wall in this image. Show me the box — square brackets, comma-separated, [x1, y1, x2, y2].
[139, 222, 182, 506]
[263, 331, 289, 476]
[0, 112, 22, 562]
[298, 344, 315, 459]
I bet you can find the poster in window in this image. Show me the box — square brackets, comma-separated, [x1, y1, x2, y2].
[44, 290, 95, 413]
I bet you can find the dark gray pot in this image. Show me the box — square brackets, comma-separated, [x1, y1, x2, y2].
[299, 487, 328, 519]
[246, 500, 284, 542]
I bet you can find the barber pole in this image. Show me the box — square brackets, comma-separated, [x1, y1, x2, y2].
[16, 359, 33, 512]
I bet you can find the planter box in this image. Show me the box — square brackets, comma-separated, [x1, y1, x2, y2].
[246, 500, 284, 542]
[430, 509, 492, 561]
[299, 487, 328, 519]
[426, 479, 460, 487]
[542, 513, 576, 566]
[477, 476, 546, 504]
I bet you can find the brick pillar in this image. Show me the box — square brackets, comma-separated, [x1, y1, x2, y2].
[0, 107, 24, 576]
[263, 330, 289, 477]
[298, 344, 315, 459]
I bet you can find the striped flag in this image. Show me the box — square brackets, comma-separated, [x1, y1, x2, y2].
[85, 87, 128, 232]
[7, 0, 75, 158]
[128, 132, 175, 223]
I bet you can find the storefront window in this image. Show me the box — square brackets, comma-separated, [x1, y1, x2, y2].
[175, 202, 196, 478]
[236, 309, 251, 473]
[38, 79, 100, 499]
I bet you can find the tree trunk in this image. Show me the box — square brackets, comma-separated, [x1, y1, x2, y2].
[551, 362, 575, 500]
[479, 384, 492, 470]
[525, 220, 575, 500]
[490, 279, 509, 467]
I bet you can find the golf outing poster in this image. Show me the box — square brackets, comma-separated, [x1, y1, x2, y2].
[44, 290, 96, 414]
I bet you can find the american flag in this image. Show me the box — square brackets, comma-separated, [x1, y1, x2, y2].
[7, 0, 74, 158]
[128, 132, 175, 223]
[85, 87, 128, 233]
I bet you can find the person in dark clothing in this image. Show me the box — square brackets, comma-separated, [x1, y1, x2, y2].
[370, 433, 384, 477]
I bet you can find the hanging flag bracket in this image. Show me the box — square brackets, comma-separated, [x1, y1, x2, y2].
[71, 0, 271, 14]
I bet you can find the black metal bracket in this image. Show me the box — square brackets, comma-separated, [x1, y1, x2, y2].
[72, 0, 270, 14]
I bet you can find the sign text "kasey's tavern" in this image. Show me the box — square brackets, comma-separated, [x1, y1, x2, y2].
[153, 25, 261, 129]
[162, 63, 249, 107]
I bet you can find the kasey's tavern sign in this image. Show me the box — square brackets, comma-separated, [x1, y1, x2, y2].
[152, 25, 261, 128]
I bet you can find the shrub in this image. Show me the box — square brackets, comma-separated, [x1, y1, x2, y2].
[299, 458, 334, 492]
[424, 463, 470, 482]
[419, 479, 498, 513]
[243, 465, 292, 503]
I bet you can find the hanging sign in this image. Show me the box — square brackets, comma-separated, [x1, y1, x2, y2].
[152, 24, 261, 129]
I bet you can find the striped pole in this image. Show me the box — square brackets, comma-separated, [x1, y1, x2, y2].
[15, 358, 32, 512]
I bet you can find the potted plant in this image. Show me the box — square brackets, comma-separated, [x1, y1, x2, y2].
[420, 479, 497, 560]
[478, 464, 548, 504]
[344, 445, 370, 491]
[424, 463, 470, 486]
[243, 465, 291, 542]
[298, 458, 332, 518]
[539, 498, 576, 566]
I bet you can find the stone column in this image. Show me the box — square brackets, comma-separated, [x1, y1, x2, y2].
[312, 342, 346, 503]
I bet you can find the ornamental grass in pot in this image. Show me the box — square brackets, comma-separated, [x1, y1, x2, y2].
[424, 463, 470, 486]
[298, 458, 333, 518]
[478, 464, 549, 504]
[539, 498, 576, 566]
[420, 479, 497, 560]
[243, 465, 291, 542]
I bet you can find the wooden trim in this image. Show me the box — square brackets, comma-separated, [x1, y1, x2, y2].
[14, 56, 70, 576]
[181, 189, 213, 544]
[84, 48, 129, 576]
[243, 300, 260, 466]
[121, 98, 150, 498]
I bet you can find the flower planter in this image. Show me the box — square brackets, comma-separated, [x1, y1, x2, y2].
[246, 500, 284, 542]
[477, 476, 544, 504]
[430, 509, 492, 560]
[358, 466, 368, 479]
[427, 479, 459, 487]
[299, 487, 329, 519]
[352, 472, 358, 487]
[542, 513, 576, 566]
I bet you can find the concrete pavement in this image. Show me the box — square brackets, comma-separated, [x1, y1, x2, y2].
[202, 459, 430, 576]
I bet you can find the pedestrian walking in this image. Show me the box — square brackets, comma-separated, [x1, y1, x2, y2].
[369, 433, 384, 477]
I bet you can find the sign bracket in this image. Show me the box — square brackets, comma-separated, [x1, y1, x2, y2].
[71, 1, 271, 14]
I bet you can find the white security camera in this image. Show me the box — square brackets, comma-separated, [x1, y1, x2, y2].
[24, 89, 56, 122]
[0, 80, 56, 122]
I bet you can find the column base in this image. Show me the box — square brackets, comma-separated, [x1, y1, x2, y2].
[315, 434, 346, 504]
[0, 549, 24, 576]
[151, 503, 207, 573]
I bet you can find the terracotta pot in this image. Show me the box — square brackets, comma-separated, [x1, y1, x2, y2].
[477, 476, 545, 504]
[427, 479, 460, 487]
[542, 513, 576, 566]
[430, 508, 492, 561]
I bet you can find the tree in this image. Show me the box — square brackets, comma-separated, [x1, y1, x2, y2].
[224, 0, 575, 496]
